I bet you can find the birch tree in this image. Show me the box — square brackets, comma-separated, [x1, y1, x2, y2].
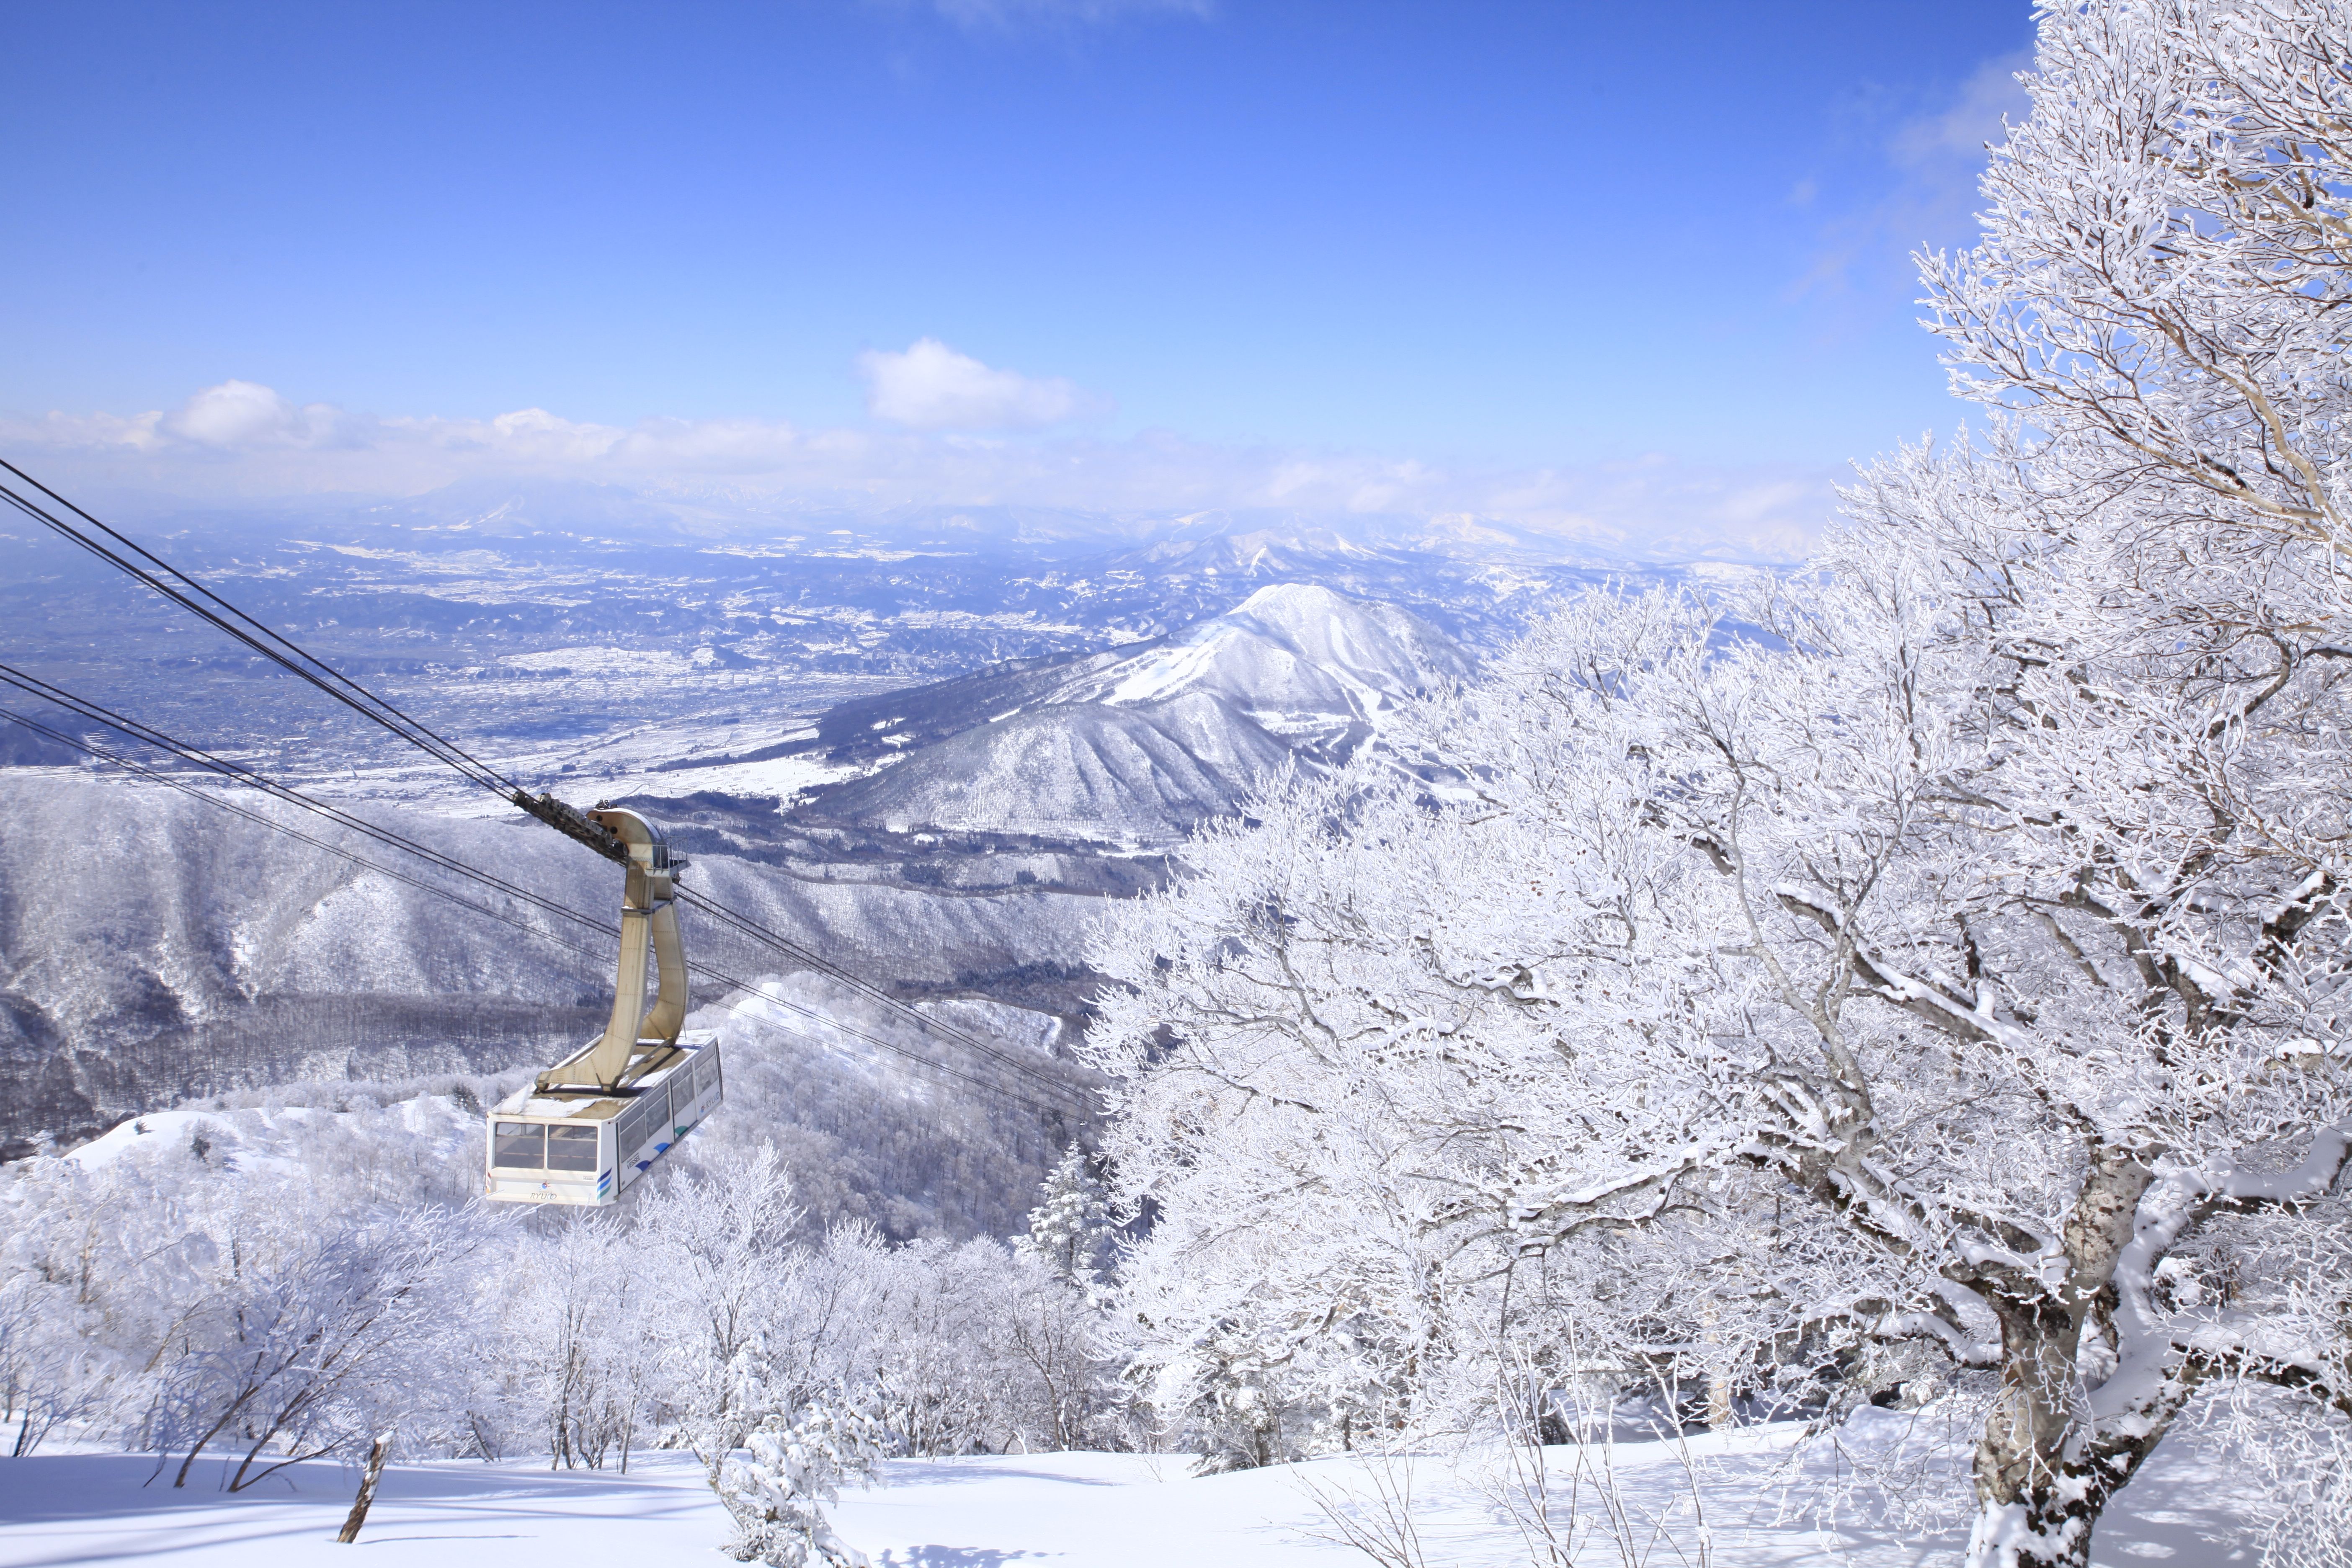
[1089, 4, 2352, 1561]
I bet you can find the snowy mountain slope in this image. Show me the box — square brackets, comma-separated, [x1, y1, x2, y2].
[1048, 583, 1471, 736]
[44, 958, 1083, 1241]
[757, 585, 1465, 842]
[0, 772, 1097, 1197]
[723, 646, 1144, 771]
[61, 1093, 492, 1215]
[792, 584, 1466, 755]
[804, 693, 1296, 840]
[0, 785, 596, 1156]
[64, 1099, 468, 1177]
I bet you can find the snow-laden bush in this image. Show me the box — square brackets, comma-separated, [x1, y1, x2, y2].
[718, 1388, 887, 1568]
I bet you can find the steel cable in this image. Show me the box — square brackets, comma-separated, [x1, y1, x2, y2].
[0, 697, 1087, 1117]
[3, 462, 1087, 1107]
[0, 462, 526, 799]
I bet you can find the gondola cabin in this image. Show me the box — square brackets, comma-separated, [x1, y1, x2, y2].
[485, 804, 725, 1207]
[485, 1030, 723, 1205]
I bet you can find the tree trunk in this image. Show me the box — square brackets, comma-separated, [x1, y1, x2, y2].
[336, 1432, 393, 1545]
[171, 1390, 255, 1488]
[1957, 1139, 2175, 1568]
[1960, 1302, 2098, 1566]
[1962, 1327, 2176, 1568]
[1966, 1490, 2094, 1568]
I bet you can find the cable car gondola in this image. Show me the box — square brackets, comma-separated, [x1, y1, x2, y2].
[485, 807, 723, 1206]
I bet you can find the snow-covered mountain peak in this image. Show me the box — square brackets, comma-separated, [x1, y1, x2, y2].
[1060, 582, 1468, 727]
[1226, 583, 1461, 683]
[759, 586, 1471, 846]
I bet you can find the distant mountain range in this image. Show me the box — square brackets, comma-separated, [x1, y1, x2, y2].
[638, 584, 1468, 846]
[0, 480, 1663, 813]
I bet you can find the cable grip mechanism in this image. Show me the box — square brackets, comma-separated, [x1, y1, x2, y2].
[513, 789, 632, 864]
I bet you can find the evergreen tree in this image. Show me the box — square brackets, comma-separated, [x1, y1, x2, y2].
[1015, 1146, 1116, 1291]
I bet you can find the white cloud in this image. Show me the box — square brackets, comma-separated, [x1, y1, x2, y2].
[1791, 49, 2030, 302]
[1891, 52, 2031, 169]
[162, 379, 304, 445]
[857, 338, 1101, 430]
[1, 379, 1837, 562]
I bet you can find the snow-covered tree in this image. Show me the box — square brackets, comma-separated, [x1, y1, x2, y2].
[147, 1193, 477, 1490]
[1088, 3, 2352, 1560]
[504, 1215, 650, 1470]
[1856, 0, 2352, 1555]
[855, 1234, 1002, 1457]
[991, 1249, 1127, 1452]
[717, 1388, 886, 1568]
[0, 1151, 205, 1456]
[635, 1143, 808, 1489]
[1015, 1145, 1117, 1291]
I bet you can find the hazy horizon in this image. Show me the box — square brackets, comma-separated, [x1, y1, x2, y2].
[2, 0, 2035, 559]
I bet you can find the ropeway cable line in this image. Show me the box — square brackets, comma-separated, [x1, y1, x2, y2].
[0, 700, 1090, 1123]
[0, 660, 605, 942]
[0, 457, 528, 802]
[0, 661, 1091, 1113]
[1, 460, 1091, 1106]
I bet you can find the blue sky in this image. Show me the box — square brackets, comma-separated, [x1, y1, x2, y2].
[0, 0, 2036, 552]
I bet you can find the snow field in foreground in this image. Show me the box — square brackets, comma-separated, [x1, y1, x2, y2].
[0, 1426, 2255, 1567]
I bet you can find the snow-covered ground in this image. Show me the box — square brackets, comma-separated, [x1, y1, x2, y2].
[0, 1426, 2258, 1567]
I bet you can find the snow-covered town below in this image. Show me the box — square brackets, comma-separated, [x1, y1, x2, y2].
[5, 5, 2352, 1568]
